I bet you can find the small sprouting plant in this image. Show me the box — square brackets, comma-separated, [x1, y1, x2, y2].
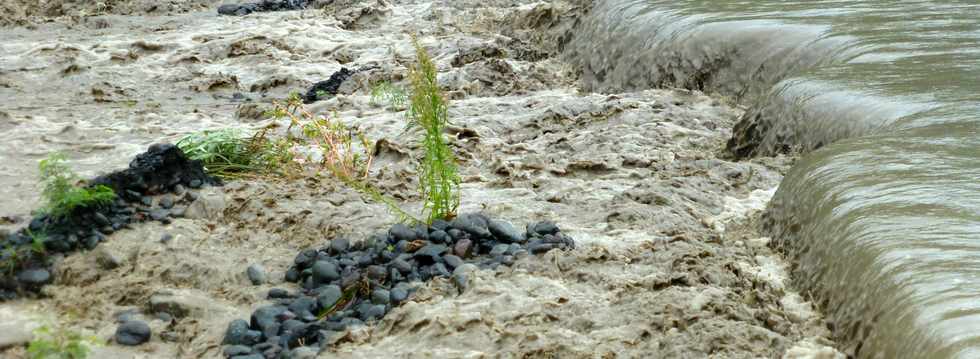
[26, 229, 47, 254]
[27, 325, 102, 359]
[267, 95, 420, 224]
[407, 36, 461, 223]
[39, 154, 116, 219]
[176, 128, 297, 179]
[370, 81, 408, 110]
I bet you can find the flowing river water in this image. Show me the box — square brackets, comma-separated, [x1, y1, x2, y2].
[565, 0, 980, 357]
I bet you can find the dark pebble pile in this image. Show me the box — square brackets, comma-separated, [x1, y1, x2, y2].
[302, 67, 353, 104]
[217, 0, 310, 16]
[222, 214, 575, 358]
[0, 144, 217, 301]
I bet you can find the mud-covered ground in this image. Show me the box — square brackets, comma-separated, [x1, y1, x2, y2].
[0, 0, 843, 358]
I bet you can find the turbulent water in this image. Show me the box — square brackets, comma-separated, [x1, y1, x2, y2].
[566, 0, 980, 357]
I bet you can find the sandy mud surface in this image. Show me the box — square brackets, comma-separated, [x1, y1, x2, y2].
[1, 0, 843, 358]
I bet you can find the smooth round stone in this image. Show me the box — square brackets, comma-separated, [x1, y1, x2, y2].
[391, 258, 413, 273]
[224, 344, 253, 357]
[312, 261, 340, 285]
[360, 304, 386, 321]
[330, 238, 350, 254]
[488, 219, 524, 243]
[247, 264, 267, 285]
[115, 320, 152, 346]
[16, 269, 52, 286]
[443, 255, 464, 270]
[428, 230, 450, 244]
[389, 224, 416, 242]
[159, 195, 174, 209]
[390, 287, 409, 304]
[268, 288, 292, 299]
[317, 285, 343, 309]
[371, 289, 390, 305]
[490, 243, 510, 256]
[223, 319, 250, 345]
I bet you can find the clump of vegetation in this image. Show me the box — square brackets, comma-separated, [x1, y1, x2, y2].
[370, 81, 408, 110]
[176, 128, 296, 179]
[267, 94, 420, 223]
[407, 37, 461, 223]
[27, 324, 102, 359]
[39, 154, 116, 220]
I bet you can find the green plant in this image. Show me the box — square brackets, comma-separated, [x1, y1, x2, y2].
[27, 325, 102, 359]
[39, 154, 116, 219]
[370, 81, 408, 110]
[176, 128, 297, 179]
[407, 37, 461, 223]
[267, 95, 420, 224]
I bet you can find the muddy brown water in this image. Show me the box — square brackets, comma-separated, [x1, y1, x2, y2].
[565, 0, 980, 357]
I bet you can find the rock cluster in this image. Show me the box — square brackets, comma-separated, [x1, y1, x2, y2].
[0, 144, 216, 301]
[223, 214, 574, 358]
[217, 0, 310, 16]
[302, 67, 353, 104]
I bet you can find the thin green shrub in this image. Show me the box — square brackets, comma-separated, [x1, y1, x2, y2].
[370, 81, 408, 111]
[39, 154, 116, 219]
[27, 325, 102, 359]
[267, 95, 420, 224]
[408, 37, 461, 223]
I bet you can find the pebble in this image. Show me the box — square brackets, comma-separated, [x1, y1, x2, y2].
[330, 237, 350, 254]
[160, 233, 173, 243]
[443, 254, 464, 269]
[389, 223, 416, 242]
[488, 219, 524, 243]
[414, 244, 447, 264]
[159, 195, 174, 209]
[490, 243, 510, 256]
[149, 209, 170, 221]
[371, 289, 390, 305]
[224, 345, 254, 357]
[115, 320, 151, 346]
[451, 214, 491, 238]
[250, 305, 287, 338]
[312, 261, 340, 285]
[316, 285, 342, 309]
[189, 179, 203, 188]
[16, 269, 51, 286]
[453, 238, 474, 258]
[389, 287, 409, 304]
[247, 264, 266, 285]
[224, 319, 250, 345]
[268, 288, 292, 299]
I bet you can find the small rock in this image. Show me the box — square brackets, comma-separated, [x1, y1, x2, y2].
[288, 346, 318, 359]
[389, 287, 408, 304]
[231, 354, 264, 359]
[413, 244, 447, 264]
[141, 196, 153, 206]
[174, 184, 186, 195]
[360, 304, 386, 321]
[268, 288, 292, 299]
[453, 238, 474, 258]
[490, 243, 509, 256]
[312, 261, 340, 285]
[247, 264, 266, 285]
[251, 305, 287, 339]
[317, 285, 343, 309]
[429, 230, 450, 244]
[528, 221, 560, 237]
[160, 233, 174, 243]
[159, 195, 174, 209]
[443, 254, 464, 269]
[330, 238, 350, 254]
[149, 209, 170, 221]
[391, 258, 412, 273]
[189, 179, 203, 188]
[115, 320, 151, 346]
[451, 214, 491, 238]
[223, 319, 250, 345]
[16, 269, 51, 286]
[224, 345, 253, 357]
[93, 212, 111, 227]
[488, 219, 524, 243]
[430, 219, 450, 231]
[389, 224, 416, 242]
[371, 289, 390, 305]
[367, 265, 386, 280]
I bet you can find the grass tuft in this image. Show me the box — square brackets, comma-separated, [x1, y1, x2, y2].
[370, 81, 408, 111]
[27, 324, 102, 359]
[408, 36, 461, 223]
[176, 128, 296, 179]
[39, 153, 116, 220]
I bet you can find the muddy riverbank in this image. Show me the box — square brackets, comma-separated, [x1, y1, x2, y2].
[0, 0, 842, 357]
